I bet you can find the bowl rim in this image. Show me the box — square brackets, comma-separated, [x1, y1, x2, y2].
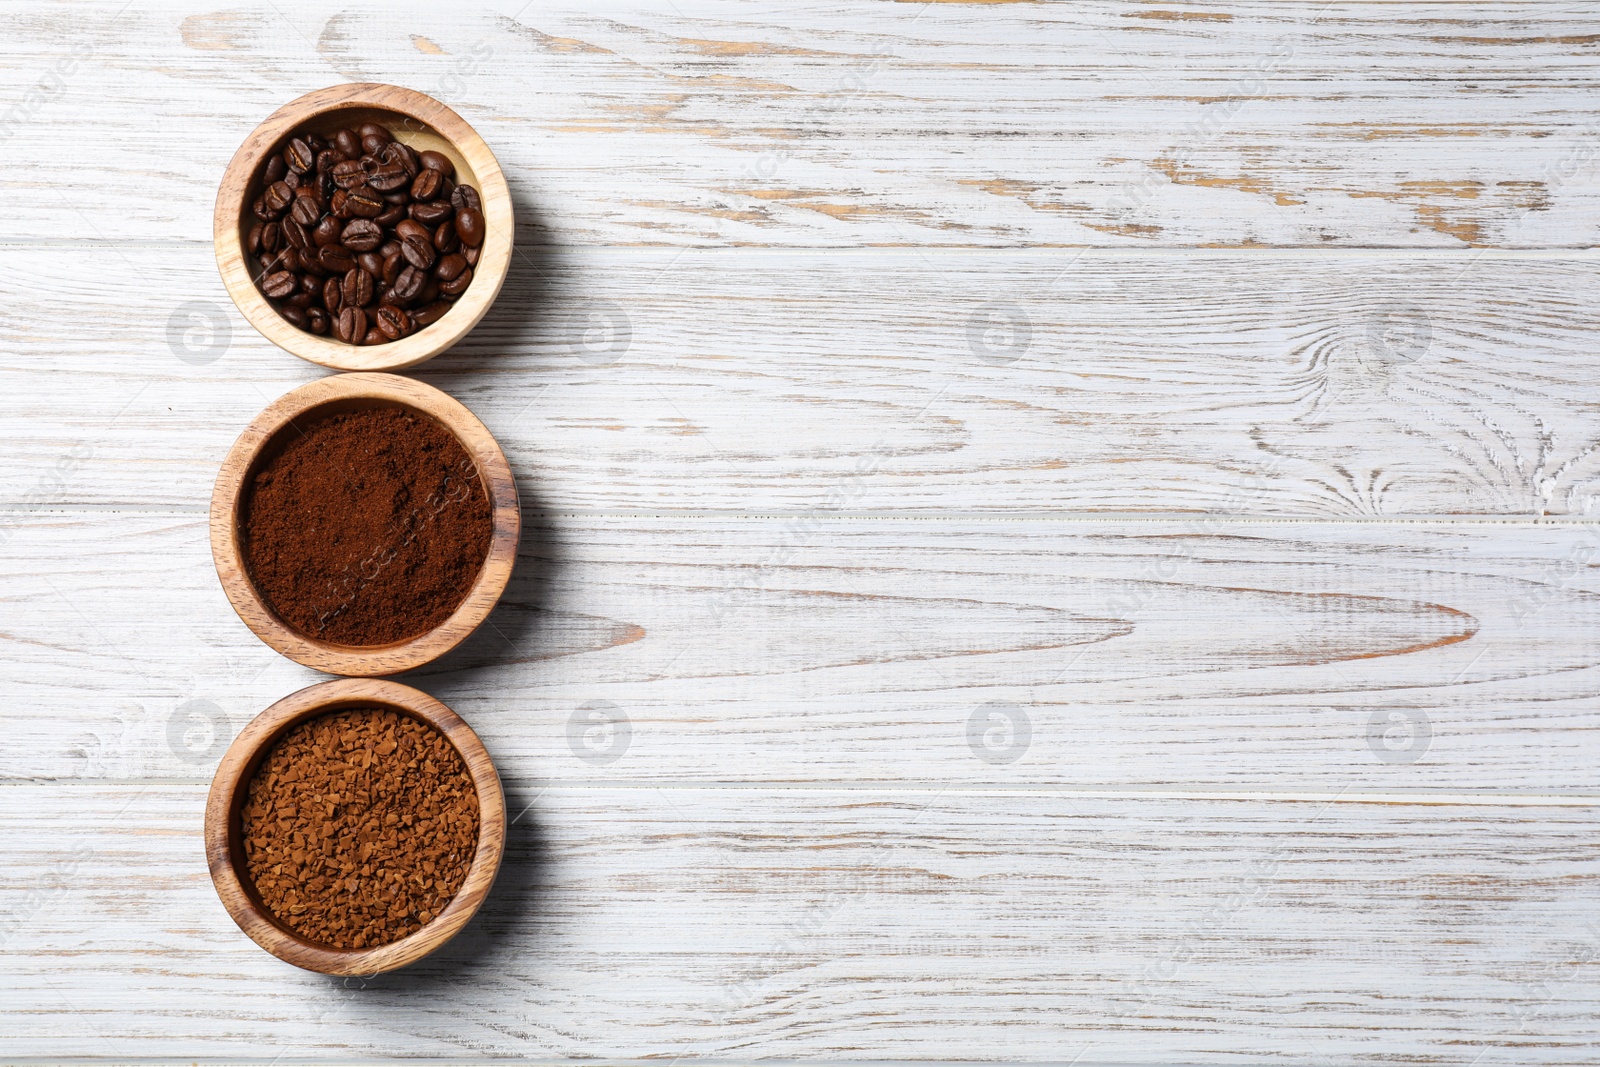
[204, 677, 506, 975]
[213, 82, 514, 372]
[209, 371, 520, 676]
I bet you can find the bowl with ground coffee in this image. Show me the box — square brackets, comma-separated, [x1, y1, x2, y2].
[205, 677, 505, 974]
[214, 82, 513, 372]
[211, 372, 520, 676]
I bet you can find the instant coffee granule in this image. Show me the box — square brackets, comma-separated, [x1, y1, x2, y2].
[240, 707, 480, 949]
[242, 406, 492, 646]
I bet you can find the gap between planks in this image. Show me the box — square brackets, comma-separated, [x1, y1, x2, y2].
[0, 1060, 1163, 1067]
[7, 779, 1598, 806]
[3, 239, 1600, 260]
[7, 505, 1600, 526]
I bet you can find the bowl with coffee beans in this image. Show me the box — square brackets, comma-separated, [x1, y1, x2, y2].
[214, 84, 512, 371]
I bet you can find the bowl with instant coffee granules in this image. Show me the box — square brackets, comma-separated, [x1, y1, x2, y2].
[214, 82, 512, 372]
[205, 677, 505, 974]
[210, 372, 520, 676]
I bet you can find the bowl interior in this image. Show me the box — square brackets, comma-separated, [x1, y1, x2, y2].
[234, 396, 494, 652]
[221, 696, 485, 954]
[236, 105, 486, 339]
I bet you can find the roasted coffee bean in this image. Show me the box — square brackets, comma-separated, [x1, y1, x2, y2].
[451, 183, 480, 214]
[307, 307, 330, 335]
[433, 220, 459, 255]
[287, 292, 317, 310]
[455, 207, 485, 248]
[341, 218, 383, 252]
[379, 239, 401, 258]
[276, 246, 301, 273]
[341, 267, 375, 308]
[375, 304, 412, 340]
[323, 276, 343, 315]
[416, 277, 440, 305]
[439, 266, 473, 297]
[262, 271, 297, 299]
[392, 265, 426, 303]
[418, 150, 455, 179]
[361, 133, 389, 156]
[434, 252, 468, 283]
[382, 188, 410, 206]
[278, 218, 305, 250]
[356, 250, 384, 275]
[362, 327, 386, 345]
[313, 216, 343, 247]
[289, 201, 320, 231]
[335, 305, 367, 344]
[358, 122, 389, 142]
[345, 186, 384, 219]
[381, 251, 404, 288]
[247, 222, 265, 255]
[285, 138, 315, 174]
[319, 244, 356, 274]
[410, 167, 446, 202]
[412, 301, 452, 326]
[315, 148, 340, 175]
[375, 202, 408, 227]
[331, 159, 366, 190]
[388, 141, 420, 177]
[464, 245, 480, 267]
[260, 221, 283, 253]
[281, 139, 312, 175]
[287, 195, 319, 227]
[401, 234, 436, 270]
[262, 180, 294, 217]
[334, 128, 362, 160]
[329, 188, 350, 218]
[411, 200, 453, 227]
[367, 160, 409, 192]
[394, 219, 429, 244]
[263, 153, 287, 185]
[279, 304, 309, 329]
[300, 272, 321, 295]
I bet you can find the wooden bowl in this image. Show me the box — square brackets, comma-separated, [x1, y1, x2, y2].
[210, 372, 520, 676]
[214, 83, 513, 372]
[205, 677, 505, 975]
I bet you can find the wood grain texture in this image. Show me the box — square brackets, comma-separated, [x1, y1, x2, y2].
[4, 781, 1599, 1063]
[4, 0, 1598, 1060]
[10, 512, 1600, 794]
[210, 372, 521, 675]
[204, 678, 506, 975]
[4, 245, 1600, 518]
[0, 2, 1597, 247]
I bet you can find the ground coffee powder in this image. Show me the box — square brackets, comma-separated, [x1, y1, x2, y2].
[240, 706, 480, 949]
[242, 405, 492, 646]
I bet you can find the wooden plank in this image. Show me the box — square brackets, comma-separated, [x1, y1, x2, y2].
[5, 245, 1600, 517]
[9, 512, 1600, 792]
[2, 781, 1597, 1062]
[0, 1, 1597, 246]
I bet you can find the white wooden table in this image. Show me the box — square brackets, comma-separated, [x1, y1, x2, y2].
[4, 2, 1599, 1063]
